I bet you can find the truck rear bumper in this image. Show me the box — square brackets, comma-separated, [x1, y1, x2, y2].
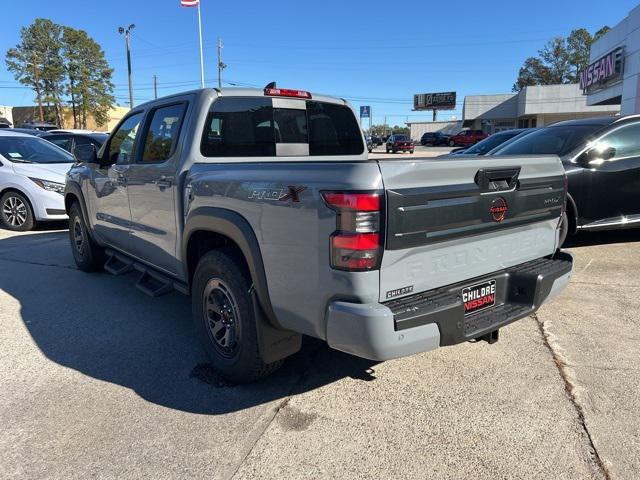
[325, 251, 573, 361]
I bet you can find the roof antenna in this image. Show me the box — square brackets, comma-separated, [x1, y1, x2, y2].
[265, 81, 276, 89]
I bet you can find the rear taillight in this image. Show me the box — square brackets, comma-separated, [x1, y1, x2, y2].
[322, 191, 383, 271]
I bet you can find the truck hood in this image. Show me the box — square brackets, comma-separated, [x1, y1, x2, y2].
[11, 162, 72, 183]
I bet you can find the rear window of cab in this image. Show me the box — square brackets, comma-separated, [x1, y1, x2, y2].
[200, 97, 364, 157]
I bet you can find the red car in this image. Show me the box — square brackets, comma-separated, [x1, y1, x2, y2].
[448, 129, 488, 147]
[385, 134, 414, 153]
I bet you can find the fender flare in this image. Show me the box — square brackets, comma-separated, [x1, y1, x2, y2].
[182, 207, 281, 328]
[64, 182, 96, 241]
[566, 192, 578, 234]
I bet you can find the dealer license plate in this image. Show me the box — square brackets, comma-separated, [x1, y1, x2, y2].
[462, 280, 496, 315]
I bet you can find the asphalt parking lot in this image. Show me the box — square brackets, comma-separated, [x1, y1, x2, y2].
[1, 221, 639, 479]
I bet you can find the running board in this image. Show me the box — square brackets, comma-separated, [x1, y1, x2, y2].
[104, 254, 134, 275]
[104, 249, 188, 297]
[135, 270, 174, 297]
[578, 214, 640, 231]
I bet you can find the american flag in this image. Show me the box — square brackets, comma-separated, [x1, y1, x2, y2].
[180, 0, 199, 6]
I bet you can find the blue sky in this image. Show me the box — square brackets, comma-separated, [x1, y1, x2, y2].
[0, 0, 638, 125]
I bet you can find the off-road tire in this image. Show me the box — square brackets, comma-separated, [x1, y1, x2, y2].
[68, 202, 105, 272]
[192, 250, 283, 383]
[1, 191, 34, 231]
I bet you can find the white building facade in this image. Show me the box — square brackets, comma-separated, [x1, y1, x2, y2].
[463, 84, 619, 134]
[585, 5, 640, 114]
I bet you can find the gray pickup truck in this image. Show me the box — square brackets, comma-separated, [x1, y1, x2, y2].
[65, 86, 574, 382]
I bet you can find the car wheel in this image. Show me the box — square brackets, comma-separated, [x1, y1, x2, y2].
[192, 250, 283, 383]
[558, 211, 569, 247]
[410, 150, 414, 154]
[449, 140, 455, 147]
[68, 202, 105, 272]
[1, 191, 34, 231]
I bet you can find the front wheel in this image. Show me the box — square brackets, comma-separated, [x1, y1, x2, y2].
[449, 140, 455, 147]
[1, 191, 34, 231]
[192, 250, 283, 383]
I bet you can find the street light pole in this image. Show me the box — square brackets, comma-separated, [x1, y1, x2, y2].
[118, 24, 136, 108]
[217, 38, 227, 89]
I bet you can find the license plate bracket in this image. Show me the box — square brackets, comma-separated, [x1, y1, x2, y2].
[462, 279, 496, 315]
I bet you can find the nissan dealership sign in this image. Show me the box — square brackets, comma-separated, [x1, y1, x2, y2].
[579, 47, 624, 93]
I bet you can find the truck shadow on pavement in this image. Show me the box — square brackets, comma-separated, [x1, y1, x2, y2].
[0, 231, 379, 415]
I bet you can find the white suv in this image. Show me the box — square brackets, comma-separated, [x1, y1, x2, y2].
[0, 130, 74, 231]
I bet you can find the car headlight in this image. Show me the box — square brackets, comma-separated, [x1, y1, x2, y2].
[29, 177, 65, 194]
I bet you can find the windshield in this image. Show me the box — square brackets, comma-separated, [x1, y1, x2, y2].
[0, 136, 75, 164]
[464, 131, 521, 155]
[492, 125, 604, 156]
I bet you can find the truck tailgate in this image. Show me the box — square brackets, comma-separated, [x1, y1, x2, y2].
[378, 155, 565, 302]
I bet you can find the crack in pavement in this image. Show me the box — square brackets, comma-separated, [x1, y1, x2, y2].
[532, 313, 611, 480]
[0, 256, 76, 270]
[225, 342, 325, 480]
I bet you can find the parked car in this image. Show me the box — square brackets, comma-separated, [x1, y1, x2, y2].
[366, 135, 374, 153]
[420, 131, 450, 146]
[448, 129, 488, 147]
[7, 128, 50, 137]
[491, 115, 640, 244]
[18, 121, 59, 131]
[450, 129, 531, 156]
[0, 117, 12, 128]
[385, 134, 414, 153]
[41, 131, 108, 157]
[0, 130, 73, 231]
[370, 135, 383, 146]
[65, 86, 572, 383]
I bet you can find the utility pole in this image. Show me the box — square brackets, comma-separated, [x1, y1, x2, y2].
[118, 24, 136, 109]
[153, 75, 158, 99]
[433, 109, 437, 122]
[384, 115, 387, 137]
[30, 58, 44, 122]
[217, 38, 227, 89]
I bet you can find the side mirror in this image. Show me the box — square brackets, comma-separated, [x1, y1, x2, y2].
[73, 144, 98, 164]
[578, 146, 616, 166]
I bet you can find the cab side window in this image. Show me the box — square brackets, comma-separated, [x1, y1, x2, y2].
[141, 104, 186, 163]
[107, 112, 144, 164]
[598, 122, 640, 160]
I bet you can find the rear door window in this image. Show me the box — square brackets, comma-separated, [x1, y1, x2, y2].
[141, 103, 186, 163]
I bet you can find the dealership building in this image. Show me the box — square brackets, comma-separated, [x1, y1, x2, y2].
[584, 5, 640, 114]
[408, 84, 618, 139]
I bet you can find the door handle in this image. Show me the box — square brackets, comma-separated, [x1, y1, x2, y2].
[154, 176, 173, 190]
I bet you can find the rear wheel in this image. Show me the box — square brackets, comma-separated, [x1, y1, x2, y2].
[1, 191, 34, 231]
[68, 202, 105, 272]
[192, 250, 283, 383]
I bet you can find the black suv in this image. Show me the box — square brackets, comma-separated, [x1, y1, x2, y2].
[420, 131, 449, 146]
[492, 115, 640, 243]
[41, 132, 108, 156]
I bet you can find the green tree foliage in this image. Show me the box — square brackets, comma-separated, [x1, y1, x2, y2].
[513, 26, 610, 91]
[369, 124, 409, 136]
[5, 18, 115, 128]
[62, 27, 115, 128]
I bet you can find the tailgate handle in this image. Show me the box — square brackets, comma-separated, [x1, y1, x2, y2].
[475, 167, 521, 191]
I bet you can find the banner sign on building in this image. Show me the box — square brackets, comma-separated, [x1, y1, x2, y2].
[579, 47, 624, 93]
[360, 106, 371, 118]
[413, 92, 456, 111]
